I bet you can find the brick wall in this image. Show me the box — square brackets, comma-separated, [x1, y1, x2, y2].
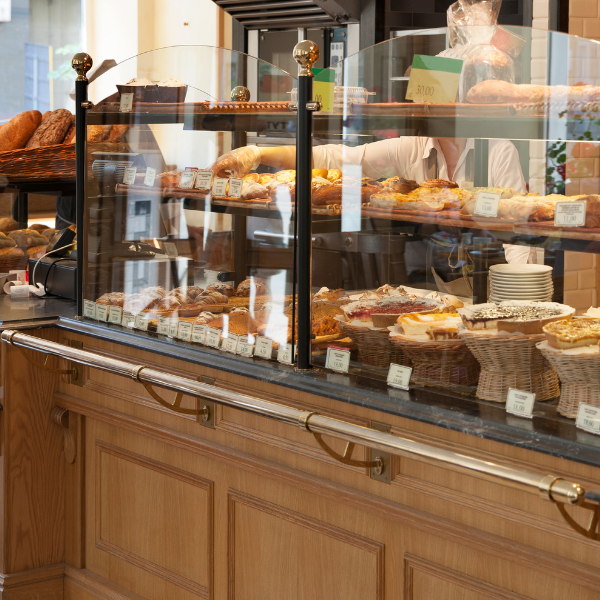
[569, 0, 600, 39]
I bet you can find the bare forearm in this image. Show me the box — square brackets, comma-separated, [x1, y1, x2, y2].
[258, 146, 298, 170]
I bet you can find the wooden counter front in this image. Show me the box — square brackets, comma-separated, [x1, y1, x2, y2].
[1, 326, 599, 600]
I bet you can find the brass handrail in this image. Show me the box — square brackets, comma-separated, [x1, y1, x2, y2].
[2, 330, 595, 516]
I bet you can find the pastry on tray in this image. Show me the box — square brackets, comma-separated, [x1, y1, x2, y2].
[396, 313, 462, 340]
[543, 318, 600, 349]
[458, 301, 575, 334]
[420, 179, 458, 189]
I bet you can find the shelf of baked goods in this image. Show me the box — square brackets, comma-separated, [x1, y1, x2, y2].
[116, 168, 600, 241]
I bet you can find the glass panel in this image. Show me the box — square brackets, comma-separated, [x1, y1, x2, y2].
[307, 27, 600, 393]
[83, 46, 297, 360]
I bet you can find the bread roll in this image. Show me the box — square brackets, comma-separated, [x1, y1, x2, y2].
[0, 247, 24, 259]
[42, 111, 51, 121]
[28, 223, 49, 232]
[312, 168, 328, 179]
[0, 232, 16, 249]
[107, 124, 129, 142]
[27, 245, 47, 258]
[0, 217, 18, 232]
[87, 125, 112, 142]
[26, 109, 74, 148]
[7, 228, 49, 248]
[0, 110, 42, 152]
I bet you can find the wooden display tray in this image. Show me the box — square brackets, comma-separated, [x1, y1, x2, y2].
[92, 101, 292, 114]
[513, 220, 600, 241]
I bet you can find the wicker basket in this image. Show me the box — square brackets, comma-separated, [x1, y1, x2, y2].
[0, 144, 75, 182]
[537, 342, 600, 418]
[337, 321, 408, 369]
[389, 333, 480, 389]
[460, 332, 559, 402]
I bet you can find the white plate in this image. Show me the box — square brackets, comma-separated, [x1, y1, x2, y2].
[489, 296, 553, 303]
[489, 264, 552, 275]
[490, 284, 553, 291]
[490, 275, 552, 283]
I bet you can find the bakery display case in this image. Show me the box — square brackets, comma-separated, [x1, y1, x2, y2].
[81, 46, 298, 359]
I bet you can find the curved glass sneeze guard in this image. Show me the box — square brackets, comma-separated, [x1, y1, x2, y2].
[83, 46, 298, 376]
[308, 27, 600, 402]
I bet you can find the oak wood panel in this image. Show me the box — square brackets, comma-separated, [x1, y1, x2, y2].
[0, 563, 64, 600]
[94, 441, 213, 599]
[65, 567, 148, 600]
[54, 392, 600, 596]
[65, 412, 85, 569]
[2, 329, 65, 573]
[227, 489, 384, 600]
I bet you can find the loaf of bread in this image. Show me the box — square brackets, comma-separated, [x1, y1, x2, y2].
[87, 125, 112, 142]
[63, 123, 76, 144]
[107, 124, 129, 142]
[0, 217, 18, 232]
[467, 80, 600, 104]
[7, 228, 49, 248]
[28, 223, 49, 232]
[0, 110, 42, 152]
[0, 247, 24, 260]
[27, 245, 47, 259]
[26, 109, 73, 148]
[0, 232, 16, 249]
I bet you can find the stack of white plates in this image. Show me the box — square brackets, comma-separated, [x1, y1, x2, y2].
[488, 264, 553, 303]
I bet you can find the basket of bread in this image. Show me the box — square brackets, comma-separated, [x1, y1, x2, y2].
[388, 302, 479, 390]
[458, 301, 574, 402]
[537, 312, 600, 417]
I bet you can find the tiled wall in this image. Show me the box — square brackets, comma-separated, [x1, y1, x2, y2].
[569, 0, 600, 39]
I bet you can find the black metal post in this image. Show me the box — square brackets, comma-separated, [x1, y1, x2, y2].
[72, 53, 93, 317]
[294, 41, 319, 370]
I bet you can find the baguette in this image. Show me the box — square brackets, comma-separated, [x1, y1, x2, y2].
[0, 110, 42, 151]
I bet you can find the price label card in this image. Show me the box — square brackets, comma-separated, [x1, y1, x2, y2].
[205, 327, 221, 348]
[177, 321, 193, 341]
[325, 346, 351, 373]
[473, 191, 501, 218]
[134, 312, 149, 331]
[195, 170, 213, 190]
[192, 323, 207, 344]
[277, 343, 294, 365]
[157, 316, 171, 336]
[576, 403, 600, 435]
[228, 178, 243, 198]
[120, 92, 134, 112]
[387, 363, 413, 390]
[212, 178, 228, 197]
[96, 303, 109, 322]
[121, 310, 135, 328]
[144, 167, 156, 187]
[123, 166, 137, 185]
[222, 333, 240, 353]
[108, 305, 123, 324]
[555, 200, 587, 227]
[237, 337, 254, 357]
[178, 170, 195, 189]
[83, 300, 97, 319]
[255, 336, 274, 359]
[313, 67, 335, 112]
[506, 388, 535, 419]
[169, 317, 179, 338]
[405, 55, 463, 104]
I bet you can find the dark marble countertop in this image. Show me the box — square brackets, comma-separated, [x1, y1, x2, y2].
[0, 294, 77, 329]
[33, 316, 600, 470]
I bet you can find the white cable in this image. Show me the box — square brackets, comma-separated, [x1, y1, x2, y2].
[32, 242, 76, 294]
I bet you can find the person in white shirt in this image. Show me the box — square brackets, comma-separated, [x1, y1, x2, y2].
[209, 137, 532, 263]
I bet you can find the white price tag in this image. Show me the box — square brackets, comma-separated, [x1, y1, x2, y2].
[123, 166, 137, 185]
[192, 323, 207, 344]
[325, 346, 351, 373]
[178, 170, 195, 189]
[157, 316, 171, 336]
[121, 310, 135, 328]
[169, 317, 179, 338]
[194, 170, 213, 190]
[83, 300, 97, 319]
[237, 337, 254, 357]
[222, 333, 240, 353]
[134, 312, 149, 331]
[387, 363, 413, 390]
[212, 178, 228, 197]
[108, 305, 123, 324]
[120, 92, 134, 112]
[277, 343, 294, 365]
[555, 200, 587, 227]
[205, 327, 221, 348]
[255, 336, 274, 359]
[228, 177, 243, 198]
[473, 191, 501, 218]
[506, 388, 535, 419]
[177, 321, 193, 341]
[96, 303, 109, 322]
[576, 403, 600, 435]
[144, 167, 156, 186]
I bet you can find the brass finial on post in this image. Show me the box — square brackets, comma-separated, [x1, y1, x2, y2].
[231, 86, 250, 102]
[293, 40, 319, 77]
[71, 53, 93, 82]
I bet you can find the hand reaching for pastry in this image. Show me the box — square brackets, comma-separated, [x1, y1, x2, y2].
[208, 146, 262, 178]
